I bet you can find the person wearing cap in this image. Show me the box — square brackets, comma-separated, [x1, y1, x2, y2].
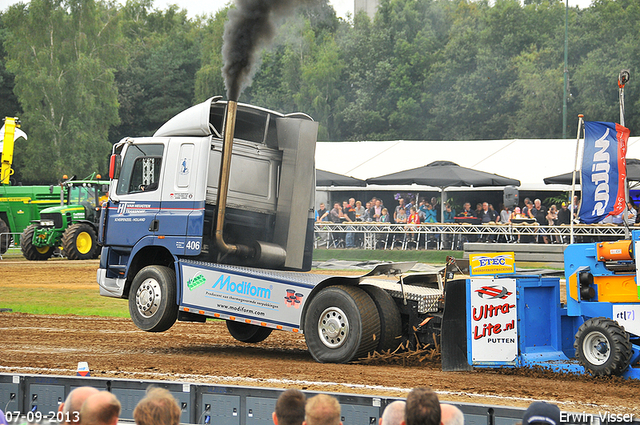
[557, 202, 570, 225]
[522, 401, 560, 425]
[510, 207, 521, 220]
[556, 202, 571, 243]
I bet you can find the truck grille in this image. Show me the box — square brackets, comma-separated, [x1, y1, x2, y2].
[40, 213, 62, 228]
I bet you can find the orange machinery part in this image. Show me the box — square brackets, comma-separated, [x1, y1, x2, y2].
[596, 240, 633, 262]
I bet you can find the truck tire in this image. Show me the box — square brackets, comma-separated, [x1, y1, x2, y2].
[129, 265, 178, 332]
[303, 285, 380, 363]
[62, 223, 98, 260]
[226, 320, 273, 343]
[20, 225, 54, 261]
[0, 218, 11, 255]
[574, 317, 632, 376]
[361, 285, 403, 353]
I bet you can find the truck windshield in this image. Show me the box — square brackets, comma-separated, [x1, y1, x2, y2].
[116, 144, 164, 195]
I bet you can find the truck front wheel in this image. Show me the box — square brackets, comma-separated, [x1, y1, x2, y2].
[575, 317, 632, 376]
[62, 223, 98, 260]
[20, 225, 54, 261]
[303, 285, 380, 363]
[226, 320, 273, 343]
[129, 265, 178, 332]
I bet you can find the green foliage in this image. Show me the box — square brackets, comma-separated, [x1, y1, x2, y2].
[0, 18, 21, 119]
[194, 7, 228, 103]
[544, 192, 569, 207]
[112, 2, 202, 140]
[4, 0, 123, 183]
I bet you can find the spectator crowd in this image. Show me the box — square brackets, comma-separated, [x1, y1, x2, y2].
[0, 385, 563, 425]
[316, 194, 640, 247]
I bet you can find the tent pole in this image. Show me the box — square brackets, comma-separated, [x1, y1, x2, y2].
[570, 114, 584, 245]
[441, 188, 447, 224]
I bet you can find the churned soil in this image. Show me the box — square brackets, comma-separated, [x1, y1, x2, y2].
[0, 259, 639, 416]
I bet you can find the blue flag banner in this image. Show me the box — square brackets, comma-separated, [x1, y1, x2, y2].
[579, 121, 629, 224]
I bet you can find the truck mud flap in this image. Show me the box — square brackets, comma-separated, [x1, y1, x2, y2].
[441, 279, 472, 371]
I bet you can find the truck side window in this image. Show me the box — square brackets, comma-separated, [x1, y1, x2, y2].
[116, 144, 164, 195]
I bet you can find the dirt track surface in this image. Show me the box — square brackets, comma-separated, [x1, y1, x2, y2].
[1, 259, 639, 416]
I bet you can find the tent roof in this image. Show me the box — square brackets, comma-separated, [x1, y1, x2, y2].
[367, 160, 520, 187]
[543, 158, 640, 185]
[315, 137, 640, 191]
[316, 169, 366, 187]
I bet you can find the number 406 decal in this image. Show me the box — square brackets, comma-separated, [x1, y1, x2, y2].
[186, 240, 201, 251]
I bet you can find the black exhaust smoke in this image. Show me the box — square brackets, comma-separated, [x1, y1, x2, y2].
[222, 0, 305, 101]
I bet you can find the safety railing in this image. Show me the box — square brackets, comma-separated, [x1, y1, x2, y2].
[313, 221, 631, 250]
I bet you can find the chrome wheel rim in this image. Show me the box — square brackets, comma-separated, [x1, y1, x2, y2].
[318, 307, 349, 348]
[135, 278, 162, 318]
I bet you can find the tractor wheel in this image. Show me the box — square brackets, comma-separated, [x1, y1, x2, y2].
[226, 320, 273, 343]
[361, 285, 403, 353]
[20, 225, 54, 261]
[574, 317, 632, 376]
[62, 223, 98, 260]
[129, 265, 178, 332]
[0, 218, 11, 255]
[303, 285, 380, 363]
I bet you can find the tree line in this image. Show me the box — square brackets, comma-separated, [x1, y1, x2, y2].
[0, 0, 637, 183]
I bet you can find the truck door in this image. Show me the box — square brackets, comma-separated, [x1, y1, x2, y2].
[105, 142, 164, 247]
[157, 137, 209, 256]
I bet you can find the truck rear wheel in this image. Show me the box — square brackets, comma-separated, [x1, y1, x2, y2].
[361, 285, 403, 353]
[226, 320, 273, 343]
[62, 223, 98, 260]
[303, 285, 380, 363]
[20, 225, 54, 261]
[129, 265, 178, 332]
[0, 218, 11, 255]
[575, 317, 632, 376]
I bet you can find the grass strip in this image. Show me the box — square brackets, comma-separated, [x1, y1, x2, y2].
[0, 286, 130, 317]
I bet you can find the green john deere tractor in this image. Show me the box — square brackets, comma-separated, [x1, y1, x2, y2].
[21, 175, 109, 260]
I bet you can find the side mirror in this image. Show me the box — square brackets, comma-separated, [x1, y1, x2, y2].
[109, 154, 121, 179]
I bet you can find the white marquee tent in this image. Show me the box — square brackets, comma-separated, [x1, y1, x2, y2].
[315, 137, 640, 191]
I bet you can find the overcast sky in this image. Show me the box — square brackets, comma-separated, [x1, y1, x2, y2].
[0, 0, 595, 20]
[0, 0, 354, 19]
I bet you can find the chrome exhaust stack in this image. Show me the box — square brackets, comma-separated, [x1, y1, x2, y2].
[214, 100, 286, 267]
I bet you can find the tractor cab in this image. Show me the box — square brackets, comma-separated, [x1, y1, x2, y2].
[63, 179, 109, 223]
[20, 174, 110, 261]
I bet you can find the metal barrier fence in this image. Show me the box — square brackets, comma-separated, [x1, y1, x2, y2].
[0, 372, 601, 425]
[314, 222, 631, 250]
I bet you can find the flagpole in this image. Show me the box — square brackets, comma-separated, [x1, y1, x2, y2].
[570, 114, 584, 245]
[619, 70, 630, 239]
